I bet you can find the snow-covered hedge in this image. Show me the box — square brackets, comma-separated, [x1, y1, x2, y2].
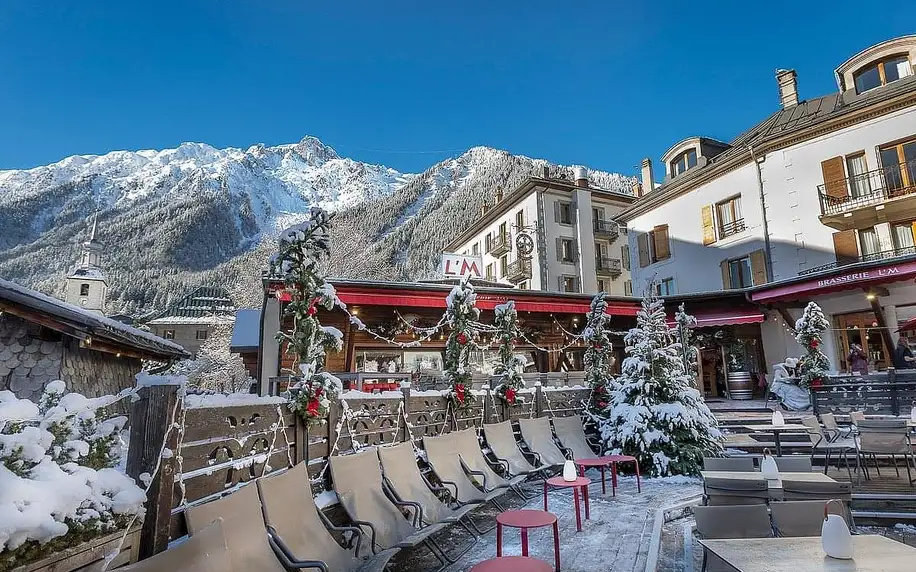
[0, 382, 145, 570]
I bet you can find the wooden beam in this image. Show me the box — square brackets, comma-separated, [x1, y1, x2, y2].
[776, 307, 797, 334]
[869, 297, 895, 362]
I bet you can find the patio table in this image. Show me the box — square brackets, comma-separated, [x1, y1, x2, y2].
[544, 476, 590, 532]
[742, 423, 808, 455]
[700, 534, 916, 571]
[574, 455, 641, 496]
[700, 470, 838, 500]
[470, 556, 554, 572]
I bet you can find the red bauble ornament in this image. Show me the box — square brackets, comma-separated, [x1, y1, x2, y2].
[306, 398, 320, 416]
[810, 339, 819, 349]
[593, 343, 602, 350]
[598, 401, 608, 409]
[811, 378, 823, 389]
[457, 333, 468, 345]
[505, 387, 516, 403]
[307, 305, 318, 316]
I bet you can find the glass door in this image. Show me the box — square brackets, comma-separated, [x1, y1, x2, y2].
[881, 138, 916, 195]
[846, 153, 871, 198]
[836, 312, 890, 371]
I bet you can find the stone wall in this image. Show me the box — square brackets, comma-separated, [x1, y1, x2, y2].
[0, 314, 141, 401]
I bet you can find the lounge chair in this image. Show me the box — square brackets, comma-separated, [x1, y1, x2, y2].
[119, 519, 232, 572]
[258, 463, 398, 572]
[702, 457, 754, 472]
[774, 456, 812, 472]
[185, 482, 316, 572]
[482, 421, 550, 478]
[551, 416, 600, 460]
[694, 505, 773, 572]
[770, 500, 847, 537]
[452, 428, 527, 498]
[423, 431, 507, 521]
[329, 449, 453, 569]
[517, 417, 568, 467]
[702, 475, 769, 506]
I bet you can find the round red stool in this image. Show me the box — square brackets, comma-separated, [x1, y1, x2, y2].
[543, 476, 590, 532]
[496, 509, 560, 571]
[471, 556, 554, 572]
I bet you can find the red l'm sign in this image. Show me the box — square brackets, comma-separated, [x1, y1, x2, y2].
[441, 253, 484, 278]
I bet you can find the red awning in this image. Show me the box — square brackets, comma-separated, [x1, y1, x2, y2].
[750, 259, 916, 303]
[898, 317, 916, 333]
[667, 307, 765, 328]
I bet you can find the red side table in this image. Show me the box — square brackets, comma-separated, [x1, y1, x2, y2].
[602, 455, 641, 495]
[544, 476, 590, 532]
[574, 458, 614, 495]
[471, 556, 554, 572]
[496, 510, 560, 571]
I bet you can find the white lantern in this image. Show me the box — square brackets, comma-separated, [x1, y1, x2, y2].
[760, 449, 780, 481]
[772, 410, 785, 427]
[910, 401, 916, 423]
[562, 460, 578, 482]
[822, 500, 854, 559]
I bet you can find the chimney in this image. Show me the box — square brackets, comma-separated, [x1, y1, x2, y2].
[541, 165, 550, 179]
[775, 69, 799, 108]
[481, 201, 490, 216]
[495, 186, 504, 202]
[574, 166, 588, 188]
[640, 158, 655, 196]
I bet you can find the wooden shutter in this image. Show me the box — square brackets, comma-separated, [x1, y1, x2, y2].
[621, 245, 630, 270]
[653, 224, 670, 260]
[555, 238, 563, 262]
[821, 156, 848, 199]
[569, 203, 577, 226]
[701, 205, 716, 245]
[637, 234, 650, 267]
[749, 249, 768, 285]
[720, 260, 731, 289]
[833, 230, 859, 264]
[571, 239, 579, 262]
[553, 202, 561, 223]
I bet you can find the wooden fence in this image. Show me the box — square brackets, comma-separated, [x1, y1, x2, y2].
[127, 384, 591, 557]
[812, 369, 916, 416]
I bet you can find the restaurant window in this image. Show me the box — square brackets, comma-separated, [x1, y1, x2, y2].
[404, 351, 442, 372]
[195, 329, 208, 341]
[356, 351, 403, 373]
[163, 329, 175, 340]
[669, 148, 698, 177]
[499, 255, 508, 276]
[836, 311, 890, 371]
[853, 54, 912, 94]
[879, 136, 916, 193]
[515, 210, 525, 229]
[655, 277, 675, 296]
[716, 195, 744, 238]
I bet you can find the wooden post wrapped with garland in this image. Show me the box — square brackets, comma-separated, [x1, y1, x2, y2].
[270, 207, 344, 424]
[444, 278, 478, 409]
[583, 293, 614, 414]
[494, 301, 525, 407]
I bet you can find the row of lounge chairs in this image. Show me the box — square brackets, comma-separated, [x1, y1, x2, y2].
[121, 416, 603, 572]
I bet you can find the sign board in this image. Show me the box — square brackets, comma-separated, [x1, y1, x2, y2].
[441, 253, 484, 278]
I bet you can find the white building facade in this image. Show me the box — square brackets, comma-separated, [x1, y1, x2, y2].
[446, 168, 636, 296]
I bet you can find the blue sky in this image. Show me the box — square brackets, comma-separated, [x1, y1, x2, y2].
[0, 1, 910, 177]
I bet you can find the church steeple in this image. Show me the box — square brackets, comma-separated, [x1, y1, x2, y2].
[65, 212, 108, 315]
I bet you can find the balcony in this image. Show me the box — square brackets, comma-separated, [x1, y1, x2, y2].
[506, 259, 532, 283]
[596, 257, 622, 277]
[798, 245, 916, 276]
[487, 233, 512, 256]
[818, 160, 916, 230]
[718, 218, 746, 238]
[593, 219, 620, 240]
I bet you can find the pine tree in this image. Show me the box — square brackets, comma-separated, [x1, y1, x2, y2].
[444, 278, 479, 408]
[270, 207, 344, 424]
[582, 293, 613, 414]
[493, 301, 525, 407]
[795, 301, 830, 389]
[599, 294, 723, 476]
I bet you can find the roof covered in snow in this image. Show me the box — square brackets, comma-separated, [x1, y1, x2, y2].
[144, 285, 236, 323]
[0, 278, 190, 360]
[230, 309, 261, 352]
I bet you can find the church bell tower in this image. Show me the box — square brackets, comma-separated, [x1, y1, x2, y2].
[64, 214, 108, 315]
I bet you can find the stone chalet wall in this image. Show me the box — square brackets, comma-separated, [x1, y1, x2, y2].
[0, 314, 141, 401]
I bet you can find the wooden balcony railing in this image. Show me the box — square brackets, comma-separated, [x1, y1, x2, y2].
[593, 219, 620, 240]
[487, 232, 512, 256]
[819, 160, 916, 216]
[506, 258, 532, 283]
[596, 257, 622, 276]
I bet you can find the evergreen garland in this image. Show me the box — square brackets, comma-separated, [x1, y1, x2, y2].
[270, 207, 344, 425]
[444, 278, 479, 409]
[493, 301, 525, 407]
[795, 301, 830, 389]
[582, 293, 613, 414]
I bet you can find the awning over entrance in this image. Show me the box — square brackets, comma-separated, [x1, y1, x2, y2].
[750, 259, 916, 303]
[898, 316, 916, 333]
[666, 307, 765, 328]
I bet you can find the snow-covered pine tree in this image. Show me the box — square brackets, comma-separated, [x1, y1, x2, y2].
[270, 207, 344, 425]
[493, 301, 525, 407]
[795, 301, 830, 388]
[165, 319, 256, 394]
[444, 278, 479, 409]
[600, 293, 723, 476]
[582, 293, 613, 414]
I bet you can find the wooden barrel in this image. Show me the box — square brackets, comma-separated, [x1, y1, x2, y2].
[726, 371, 755, 400]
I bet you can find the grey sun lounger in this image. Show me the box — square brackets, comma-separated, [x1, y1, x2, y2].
[423, 431, 508, 508]
[120, 519, 232, 572]
[551, 416, 601, 460]
[258, 463, 399, 572]
[452, 428, 527, 496]
[517, 417, 568, 467]
[330, 449, 454, 570]
[482, 421, 550, 477]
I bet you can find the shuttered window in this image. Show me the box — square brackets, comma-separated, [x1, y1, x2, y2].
[499, 255, 508, 276]
[555, 201, 573, 225]
[559, 276, 580, 293]
[821, 156, 849, 199]
[651, 224, 670, 261]
[515, 210, 525, 229]
[749, 249, 768, 285]
[637, 234, 650, 267]
[721, 249, 768, 288]
[556, 238, 577, 263]
[833, 229, 860, 264]
[621, 245, 631, 270]
[624, 280, 633, 296]
[701, 205, 716, 245]
[655, 277, 675, 296]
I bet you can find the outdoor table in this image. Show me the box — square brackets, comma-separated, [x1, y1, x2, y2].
[700, 470, 838, 500]
[700, 534, 916, 572]
[575, 455, 641, 496]
[496, 510, 560, 571]
[544, 476, 591, 532]
[743, 423, 808, 456]
[470, 556, 554, 572]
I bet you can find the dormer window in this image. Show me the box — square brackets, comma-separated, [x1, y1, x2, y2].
[670, 148, 698, 177]
[853, 54, 912, 94]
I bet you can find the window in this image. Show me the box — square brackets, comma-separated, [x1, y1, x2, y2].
[79, 283, 90, 296]
[560, 238, 576, 263]
[892, 222, 915, 254]
[845, 153, 871, 198]
[624, 280, 633, 296]
[638, 225, 670, 267]
[669, 148, 698, 177]
[196, 329, 209, 341]
[163, 329, 176, 340]
[853, 55, 912, 94]
[498, 221, 508, 239]
[716, 196, 744, 238]
[499, 255, 508, 277]
[621, 245, 631, 270]
[562, 276, 579, 293]
[485, 263, 495, 280]
[515, 210, 525, 229]
[592, 207, 605, 222]
[472, 242, 480, 256]
[597, 279, 607, 292]
[655, 277, 675, 296]
[879, 137, 916, 192]
[484, 233, 493, 252]
[557, 202, 573, 225]
[727, 257, 754, 289]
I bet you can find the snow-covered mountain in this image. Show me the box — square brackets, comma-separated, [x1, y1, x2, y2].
[0, 137, 635, 314]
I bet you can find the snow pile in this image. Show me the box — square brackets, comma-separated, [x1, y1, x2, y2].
[0, 382, 145, 559]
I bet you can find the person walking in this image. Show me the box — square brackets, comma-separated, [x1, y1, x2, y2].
[893, 336, 916, 370]
[847, 343, 868, 373]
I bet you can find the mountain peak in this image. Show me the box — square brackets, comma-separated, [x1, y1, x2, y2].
[288, 135, 340, 164]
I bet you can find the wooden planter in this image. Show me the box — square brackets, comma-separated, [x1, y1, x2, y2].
[9, 528, 140, 572]
[726, 371, 756, 400]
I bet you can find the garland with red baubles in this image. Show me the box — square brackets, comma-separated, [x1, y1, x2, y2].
[493, 301, 526, 407]
[444, 279, 479, 409]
